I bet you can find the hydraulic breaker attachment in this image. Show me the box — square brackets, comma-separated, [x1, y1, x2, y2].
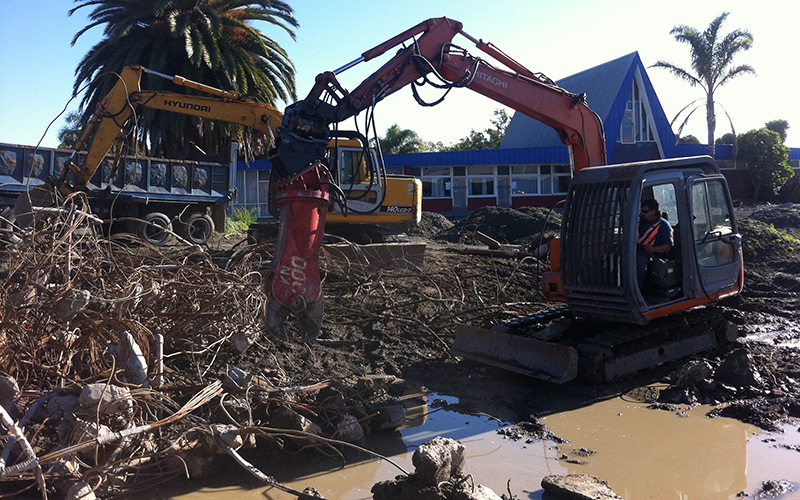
[265, 163, 331, 342]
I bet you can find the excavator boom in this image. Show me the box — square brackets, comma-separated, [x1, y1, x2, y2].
[273, 17, 606, 178]
[66, 65, 281, 191]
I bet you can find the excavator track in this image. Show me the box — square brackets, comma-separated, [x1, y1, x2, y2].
[453, 307, 734, 384]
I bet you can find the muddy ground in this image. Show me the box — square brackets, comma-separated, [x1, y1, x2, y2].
[1, 202, 800, 498]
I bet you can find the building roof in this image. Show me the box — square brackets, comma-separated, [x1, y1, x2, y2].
[500, 51, 678, 162]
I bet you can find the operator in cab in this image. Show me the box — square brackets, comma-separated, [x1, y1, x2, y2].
[637, 199, 673, 287]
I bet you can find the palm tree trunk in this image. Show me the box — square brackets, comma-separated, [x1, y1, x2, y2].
[706, 91, 716, 158]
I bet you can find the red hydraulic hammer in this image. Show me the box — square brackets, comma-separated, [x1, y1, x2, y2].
[265, 163, 330, 342]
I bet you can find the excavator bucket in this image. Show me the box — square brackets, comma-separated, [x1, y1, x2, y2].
[452, 324, 578, 383]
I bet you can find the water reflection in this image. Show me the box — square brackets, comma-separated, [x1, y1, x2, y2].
[151, 392, 800, 500]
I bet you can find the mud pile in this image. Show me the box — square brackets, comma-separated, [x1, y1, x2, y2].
[406, 211, 453, 239]
[435, 206, 562, 245]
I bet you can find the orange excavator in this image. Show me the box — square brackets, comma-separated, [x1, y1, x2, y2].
[268, 17, 744, 381]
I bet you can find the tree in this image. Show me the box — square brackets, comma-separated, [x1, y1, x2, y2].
[70, 0, 298, 158]
[652, 12, 754, 157]
[738, 128, 792, 201]
[57, 111, 84, 149]
[715, 133, 736, 145]
[444, 109, 510, 151]
[678, 135, 700, 144]
[379, 125, 428, 154]
[765, 119, 790, 143]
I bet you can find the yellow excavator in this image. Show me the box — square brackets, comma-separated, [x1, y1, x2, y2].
[13, 65, 420, 245]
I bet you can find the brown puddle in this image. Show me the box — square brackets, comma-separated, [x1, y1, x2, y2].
[150, 393, 800, 500]
[543, 397, 800, 499]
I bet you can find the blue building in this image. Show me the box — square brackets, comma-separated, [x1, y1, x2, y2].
[234, 52, 800, 217]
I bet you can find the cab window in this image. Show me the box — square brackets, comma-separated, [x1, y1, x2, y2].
[692, 180, 735, 266]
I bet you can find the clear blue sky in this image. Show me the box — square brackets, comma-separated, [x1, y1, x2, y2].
[1, 0, 798, 148]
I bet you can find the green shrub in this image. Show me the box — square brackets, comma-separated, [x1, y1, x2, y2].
[225, 207, 257, 235]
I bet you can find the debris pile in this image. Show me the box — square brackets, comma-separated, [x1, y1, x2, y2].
[0, 209, 456, 498]
[406, 212, 454, 239]
[0, 206, 550, 498]
[2, 202, 800, 498]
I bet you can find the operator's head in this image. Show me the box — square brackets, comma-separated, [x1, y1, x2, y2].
[640, 199, 660, 221]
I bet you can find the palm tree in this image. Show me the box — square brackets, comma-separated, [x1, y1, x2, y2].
[652, 12, 754, 157]
[70, 0, 298, 158]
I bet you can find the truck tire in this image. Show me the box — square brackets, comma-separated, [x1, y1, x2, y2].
[139, 212, 172, 246]
[180, 213, 215, 245]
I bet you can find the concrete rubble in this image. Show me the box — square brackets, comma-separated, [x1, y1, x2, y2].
[541, 474, 623, 500]
[372, 437, 503, 500]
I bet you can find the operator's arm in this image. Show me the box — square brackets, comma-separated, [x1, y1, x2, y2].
[643, 243, 671, 254]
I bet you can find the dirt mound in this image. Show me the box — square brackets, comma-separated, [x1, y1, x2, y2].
[738, 218, 798, 262]
[744, 203, 800, 238]
[435, 206, 562, 244]
[407, 212, 453, 239]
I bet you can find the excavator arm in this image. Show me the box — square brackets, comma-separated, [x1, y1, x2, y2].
[271, 17, 606, 180]
[63, 65, 282, 193]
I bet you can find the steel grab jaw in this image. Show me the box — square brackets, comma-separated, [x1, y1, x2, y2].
[265, 164, 330, 342]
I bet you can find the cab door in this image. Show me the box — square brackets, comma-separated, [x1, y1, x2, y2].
[687, 175, 742, 294]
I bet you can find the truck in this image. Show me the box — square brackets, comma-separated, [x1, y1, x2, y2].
[0, 141, 236, 245]
[266, 17, 744, 380]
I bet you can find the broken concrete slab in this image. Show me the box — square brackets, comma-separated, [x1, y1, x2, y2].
[541, 474, 622, 500]
[117, 331, 148, 386]
[51, 289, 91, 321]
[336, 414, 364, 443]
[368, 401, 407, 431]
[412, 436, 466, 487]
[715, 348, 764, 388]
[223, 367, 253, 391]
[270, 405, 322, 435]
[64, 480, 96, 500]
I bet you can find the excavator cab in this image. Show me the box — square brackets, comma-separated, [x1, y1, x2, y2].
[559, 156, 743, 325]
[322, 136, 422, 241]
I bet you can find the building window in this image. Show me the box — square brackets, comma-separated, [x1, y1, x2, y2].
[468, 165, 495, 196]
[233, 169, 269, 217]
[619, 71, 655, 144]
[421, 166, 452, 198]
[385, 166, 404, 175]
[621, 107, 634, 143]
[257, 170, 271, 217]
[553, 165, 571, 194]
[510, 164, 570, 195]
[511, 165, 539, 194]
